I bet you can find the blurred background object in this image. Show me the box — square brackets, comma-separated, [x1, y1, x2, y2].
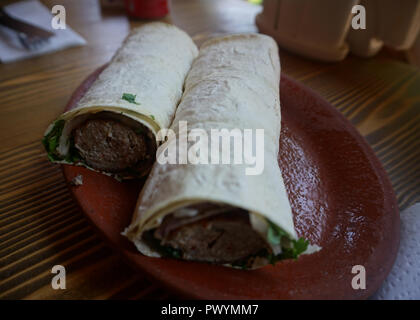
[100, 0, 124, 8]
[123, 0, 168, 19]
[407, 30, 420, 67]
[0, 0, 85, 63]
[0, 6, 54, 51]
[257, 0, 420, 63]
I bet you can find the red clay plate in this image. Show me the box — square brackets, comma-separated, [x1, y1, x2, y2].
[62, 66, 400, 299]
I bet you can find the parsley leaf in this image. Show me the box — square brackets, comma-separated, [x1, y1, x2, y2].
[266, 219, 309, 260]
[267, 220, 288, 245]
[43, 119, 82, 164]
[293, 237, 310, 255]
[64, 136, 81, 163]
[279, 238, 309, 260]
[43, 119, 65, 161]
[122, 93, 140, 105]
[150, 115, 155, 120]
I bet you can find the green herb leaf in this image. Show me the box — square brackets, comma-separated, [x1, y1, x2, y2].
[279, 238, 309, 260]
[64, 136, 81, 163]
[48, 136, 59, 153]
[150, 115, 155, 120]
[266, 220, 288, 245]
[47, 153, 58, 162]
[293, 237, 309, 256]
[164, 246, 182, 259]
[43, 119, 65, 162]
[266, 219, 309, 260]
[43, 119, 83, 164]
[122, 93, 140, 105]
[267, 225, 281, 245]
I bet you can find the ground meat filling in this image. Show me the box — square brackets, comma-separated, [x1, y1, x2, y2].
[153, 205, 268, 264]
[73, 119, 148, 172]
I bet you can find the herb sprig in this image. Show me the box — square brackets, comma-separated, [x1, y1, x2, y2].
[122, 93, 140, 105]
[42, 119, 65, 161]
[267, 220, 309, 260]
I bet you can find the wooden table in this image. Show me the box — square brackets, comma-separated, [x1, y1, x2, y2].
[0, 0, 419, 299]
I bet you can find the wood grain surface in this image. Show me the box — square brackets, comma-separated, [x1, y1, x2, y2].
[0, 0, 419, 299]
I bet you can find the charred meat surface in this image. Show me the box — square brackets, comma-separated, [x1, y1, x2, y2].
[73, 119, 148, 172]
[153, 204, 267, 264]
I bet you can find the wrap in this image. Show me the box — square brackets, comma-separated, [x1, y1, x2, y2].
[42, 22, 198, 179]
[124, 34, 317, 269]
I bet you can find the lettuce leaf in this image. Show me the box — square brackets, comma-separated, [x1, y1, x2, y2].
[43, 119, 81, 163]
[43, 119, 65, 161]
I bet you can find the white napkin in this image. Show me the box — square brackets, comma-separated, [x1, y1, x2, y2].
[0, 0, 86, 63]
[372, 202, 420, 300]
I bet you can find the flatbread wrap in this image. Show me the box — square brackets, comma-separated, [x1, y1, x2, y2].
[42, 23, 198, 179]
[124, 34, 317, 269]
